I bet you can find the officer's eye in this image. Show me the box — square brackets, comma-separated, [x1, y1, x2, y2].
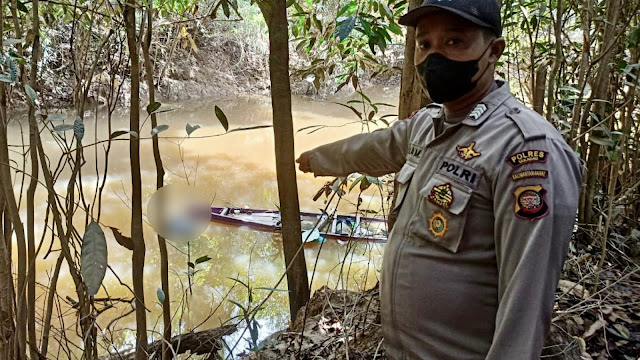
[446, 38, 462, 46]
[418, 41, 430, 51]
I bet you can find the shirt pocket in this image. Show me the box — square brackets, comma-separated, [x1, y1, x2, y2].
[412, 173, 473, 253]
[393, 163, 416, 212]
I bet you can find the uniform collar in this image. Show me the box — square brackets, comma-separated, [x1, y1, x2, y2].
[460, 80, 512, 127]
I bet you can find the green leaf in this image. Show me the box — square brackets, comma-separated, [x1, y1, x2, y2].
[109, 130, 129, 139]
[152, 109, 174, 115]
[388, 22, 402, 35]
[44, 114, 66, 122]
[81, 221, 108, 297]
[380, 1, 393, 19]
[6, 55, 18, 82]
[221, 0, 230, 18]
[334, 102, 362, 119]
[590, 136, 614, 147]
[16, 1, 28, 13]
[337, 3, 356, 17]
[360, 176, 371, 191]
[53, 124, 74, 134]
[349, 175, 364, 191]
[358, 16, 372, 36]
[186, 123, 201, 136]
[214, 106, 229, 132]
[151, 124, 169, 137]
[24, 84, 36, 103]
[146, 101, 161, 114]
[0, 74, 12, 83]
[157, 288, 165, 303]
[227, 276, 250, 290]
[73, 116, 84, 142]
[195, 255, 211, 264]
[366, 176, 381, 186]
[335, 16, 356, 42]
[229, 300, 247, 314]
[255, 286, 289, 292]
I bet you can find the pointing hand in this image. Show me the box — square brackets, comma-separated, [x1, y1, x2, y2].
[296, 152, 312, 173]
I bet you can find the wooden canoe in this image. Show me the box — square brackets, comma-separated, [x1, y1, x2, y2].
[210, 207, 387, 243]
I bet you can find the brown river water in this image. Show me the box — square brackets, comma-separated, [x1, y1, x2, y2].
[9, 87, 399, 357]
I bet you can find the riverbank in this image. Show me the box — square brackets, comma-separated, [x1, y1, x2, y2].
[31, 17, 402, 111]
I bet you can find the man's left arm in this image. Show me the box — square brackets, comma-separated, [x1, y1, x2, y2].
[486, 137, 584, 360]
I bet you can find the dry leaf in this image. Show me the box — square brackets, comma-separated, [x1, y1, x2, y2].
[579, 352, 593, 360]
[583, 318, 606, 338]
[559, 279, 590, 299]
[610, 310, 633, 323]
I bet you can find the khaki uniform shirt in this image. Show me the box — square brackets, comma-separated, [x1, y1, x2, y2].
[307, 81, 584, 360]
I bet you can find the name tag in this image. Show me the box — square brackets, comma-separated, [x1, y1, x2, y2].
[436, 158, 482, 190]
[407, 143, 424, 165]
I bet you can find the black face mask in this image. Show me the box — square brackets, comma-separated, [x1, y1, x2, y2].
[416, 42, 493, 104]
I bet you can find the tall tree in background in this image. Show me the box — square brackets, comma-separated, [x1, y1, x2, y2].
[141, 1, 172, 358]
[258, 0, 310, 321]
[124, 0, 149, 358]
[398, 0, 429, 119]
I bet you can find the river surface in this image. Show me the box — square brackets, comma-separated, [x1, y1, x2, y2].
[10, 87, 400, 358]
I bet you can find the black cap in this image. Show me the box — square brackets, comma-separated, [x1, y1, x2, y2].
[399, 0, 502, 37]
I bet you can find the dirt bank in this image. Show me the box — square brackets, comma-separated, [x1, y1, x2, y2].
[239, 252, 640, 359]
[32, 19, 402, 110]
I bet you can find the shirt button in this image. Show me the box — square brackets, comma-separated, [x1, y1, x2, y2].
[510, 108, 521, 114]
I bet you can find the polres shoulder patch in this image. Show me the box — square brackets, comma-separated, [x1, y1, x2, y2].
[507, 150, 548, 168]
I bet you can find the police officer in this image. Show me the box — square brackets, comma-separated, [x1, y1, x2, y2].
[296, 0, 584, 359]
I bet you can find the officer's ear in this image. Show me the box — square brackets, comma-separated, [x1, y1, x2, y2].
[488, 38, 506, 64]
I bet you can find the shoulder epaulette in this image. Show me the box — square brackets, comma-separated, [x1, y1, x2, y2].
[424, 103, 444, 119]
[505, 106, 548, 141]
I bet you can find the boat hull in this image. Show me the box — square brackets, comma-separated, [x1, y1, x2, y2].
[210, 207, 387, 243]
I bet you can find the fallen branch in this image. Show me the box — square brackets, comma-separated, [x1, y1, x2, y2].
[99, 324, 237, 360]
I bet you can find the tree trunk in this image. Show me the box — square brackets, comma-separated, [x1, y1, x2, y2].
[0, 2, 15, 359]
[40, 254, 63, 358]
[545, 0, 562, 122]
[581, 0, 622, 225]
[398, 0, 430, 120]
[7, 1, 27, 356]
[258, 0, 310, 322]
[142, 3, 171, 359]
[124, 0, 149, 358]
[533, 61, 548, 115]
[26, 2, 40, 358]
[0, 79, 27, 360]
[0, 186, 15, 360]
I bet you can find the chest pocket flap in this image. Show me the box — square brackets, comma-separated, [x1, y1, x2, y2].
[393, 163, 416, 213]
[396, 163, 415, 184]
[413, 174, 473, 253]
